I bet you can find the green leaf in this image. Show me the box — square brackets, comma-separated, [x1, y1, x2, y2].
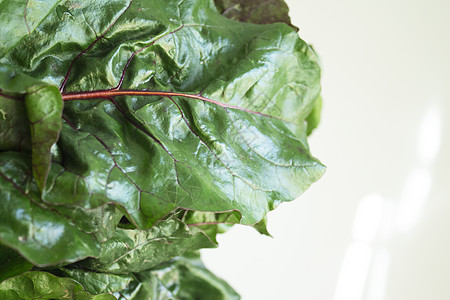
[0, 95, 30, 152]
[135, 254, 240, 300]
[0, 66, 64, 191]
[0, 0, 63, 59]
[0, 271, 116, 299]
[182, 210, 239, 243]
[252, 216, 272, 236]
[182, 210, 272, 243]
[0, 0, 324, 289]
[114, 252, 240, 300]
[0, 64, 44, 94]
[78, 218, 216, 274]
[305, 95, 323, 136]
[25, 84, 63, 191]
[0, 150, 216, 269]
[58, 268, 134, 295]
[0, 0, 324, 297]
[1, 0, 324, 228]
[214, 0, 298, 30]
[51, 252, 240, 299]
[0, 151, 121, 266]
[0, 64, 46, 152]
[0, 245, 33, 282]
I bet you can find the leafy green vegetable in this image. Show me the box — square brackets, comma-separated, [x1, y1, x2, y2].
[0, 152, 103, 266]
[0, 94, 30, 151]
[0, 271, 115, 299]
[56, 252, 239, 299]
[306, 95, 323, 135]
[0, 64, 42, 151]
[214, 0, 298, 30]
[133, 252, 241, 300]
[0, 245, 33, 282]
[0, 0, 324, 298]
[57, 268, 135, 296]
[25, 84, 63, 191]
[77, 218, 216, 274]
[0, 0, 62, 57]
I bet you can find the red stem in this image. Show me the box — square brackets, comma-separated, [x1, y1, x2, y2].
[61, 89, 275, 119]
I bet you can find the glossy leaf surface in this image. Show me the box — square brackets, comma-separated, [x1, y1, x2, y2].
[0, 245, 33, 282]
[184, 211, 238, 239]
[25, 85, 63, 191]
[0, 0, 62, 58]
[0, 271, 115, 299]
[214, 0, 298, 30]
[0, 95, 30, 151]
[1, 0, 324, 230]
[78, 218, 216, 274]
[0, 152, 124, 266]
[56, 253, 239, 299]
[0, 64, 44, 152]
[0, 0, 323, 297]
[114, 252, 240, 300]
[58, 268, 134, 295]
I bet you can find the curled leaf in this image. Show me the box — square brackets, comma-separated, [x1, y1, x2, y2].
[25, 85, 63, 191]
[0, 271, 116, 299]
[78, 218, 217, 274]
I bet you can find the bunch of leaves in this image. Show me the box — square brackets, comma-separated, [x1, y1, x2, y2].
[0, 0, 324, 298]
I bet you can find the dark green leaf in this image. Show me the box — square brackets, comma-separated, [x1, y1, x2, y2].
[114, 252, 240, 300]
[214, 0, 298, 30]
[78, 218, 216, 274]
[0, 245, 33, 282]
[0, 271, 116, 299]
[25, 84, 63, 191]
[183, 210, 272, 242]
[0, 64, 44, 95]
[0, 95, 30, 152]
[58, 268, 134, 295]
[0, 3, 324, 298]
[0, 64, 46, 152]
[0, 150, 219, 269]
[182, 210, 242, 243]
[0, 0, 63, 59]
[52, 203, 124, 244]
[0, 152, 114, 266]
[1, 0, 324, 230]
[252, 216, 272, 236]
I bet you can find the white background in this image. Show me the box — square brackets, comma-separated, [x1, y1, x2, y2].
[202, 0, 450, 299]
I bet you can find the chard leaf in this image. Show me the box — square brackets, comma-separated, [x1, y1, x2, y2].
[0, 271, 115, 299]
[0, 153, 215, 268]
[57, 253, 240, 299]
[0, 64, 44, 94]
[306, 95, 323, 135]
[78, 218, 217, 274]
[58, 268, 134, 295]
[1, 0, 324, 229]
[0, 0, 324, 273]
[0, 64, 44, 152]
[25, 84, 63, 191]
[0, 0, 323, 297]
[0, 0, 63, 58]
[214, 0, 298, 30]
[0, 64, 42, 152]
[181, 210, 269, 243]
[116, 252, 240, 300]
[0, 245, 33, 282]
[0, 66, 64, 191]
[0, 95, 30, 152]
[0, 152, 122, 266]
